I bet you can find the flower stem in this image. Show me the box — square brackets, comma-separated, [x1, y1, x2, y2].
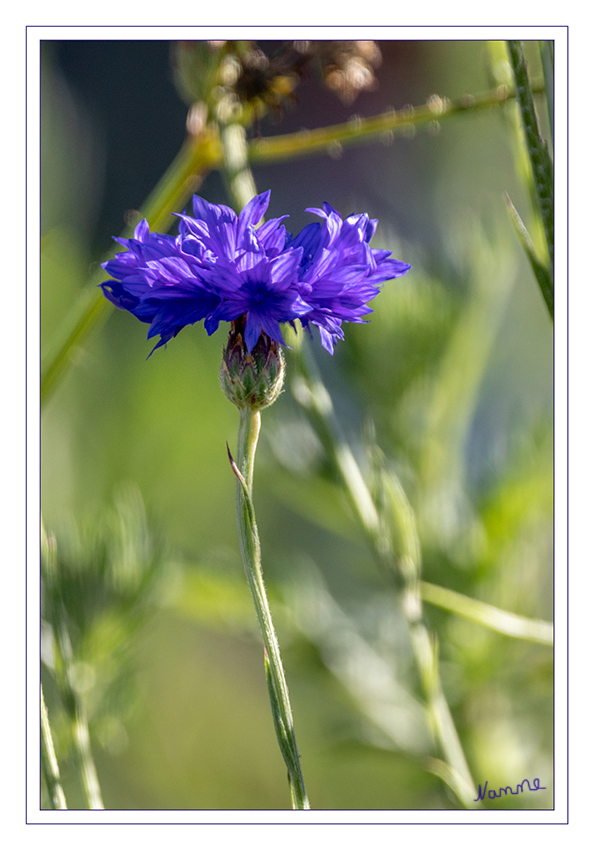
[230, 408, 309, 810]
[218, 85, 308, 808]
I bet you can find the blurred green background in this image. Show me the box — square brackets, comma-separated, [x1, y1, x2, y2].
[40, 39, 553, 810]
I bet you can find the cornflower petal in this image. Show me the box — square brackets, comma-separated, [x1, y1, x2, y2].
[237, 190, 271, 247]
[174, 213, 210, 241]
[287, 222, 322, 271]
[244, 310, 275, 352]
[266, 248, 303, 291]
[191, 195, 236, 227]
[255, 216, 290, 256]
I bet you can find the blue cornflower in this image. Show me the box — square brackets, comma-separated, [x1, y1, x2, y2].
[100, 192, 410, 356]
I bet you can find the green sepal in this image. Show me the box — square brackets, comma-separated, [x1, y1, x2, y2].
[220, 319, 286, 410]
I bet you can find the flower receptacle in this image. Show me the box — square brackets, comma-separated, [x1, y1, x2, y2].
[220, 318, 285, 410]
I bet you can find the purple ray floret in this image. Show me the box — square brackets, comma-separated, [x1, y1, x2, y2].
[286, 202, 411, 353]
[100, 192, 410, 355]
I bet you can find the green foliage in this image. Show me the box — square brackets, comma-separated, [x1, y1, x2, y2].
[41, 486, 171, 807]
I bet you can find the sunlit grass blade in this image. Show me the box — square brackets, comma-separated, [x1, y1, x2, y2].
[40, 684, 67, 810]
[379, 466, 481, 809]
[289, 337, 479, 808]
[507, 41, 554, 276]
[539, 40, 554, 144]
[426, 757, 480, 808]
[505, 192, 554, 318]
[420, 581, 553, 645]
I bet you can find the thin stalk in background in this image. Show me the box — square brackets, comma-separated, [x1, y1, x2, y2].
[52, 620, 105, 810]
[40, 684, 67, 810]
[289, 335, 479, 809]
[539, 40, 554, 144]
[507, 40, 554, 318]
[419, 581, 553, 645]
[228, 413, 309, 809]
[40, 128, 219, 406]
[377, 463, 479, 808]
[247, 81, 545, 165]
[505, 192, 554, 316]
[42, 529, 104, 810]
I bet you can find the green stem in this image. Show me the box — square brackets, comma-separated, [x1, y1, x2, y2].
[507, 41, 554, 276]
[53, 620, 104, 809]
[248, 81, 545, 165]
[72, 700, 104, 810]
[40, 684, 67, 809]
[42, 527, 104, 809]
[217, 96, 309, 808]
[420, 581, 553, 645]
[231, 409, 309, 809]
[539, 41, 554, 143]
[505, 193, 554, 318]
[40, 129, 219, 407]
[220, 122, 258, 214]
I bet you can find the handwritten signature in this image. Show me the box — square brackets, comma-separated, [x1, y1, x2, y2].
[474, 777, 547, 802]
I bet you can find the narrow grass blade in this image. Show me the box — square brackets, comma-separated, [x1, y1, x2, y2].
[507, 41, 554, 276]
[420, 581, 553, 645]
[505, 193, 554, 319]
[40, 684, 68, 809]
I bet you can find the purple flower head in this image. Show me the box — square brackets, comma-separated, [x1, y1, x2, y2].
[100, 192, 410, 356]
